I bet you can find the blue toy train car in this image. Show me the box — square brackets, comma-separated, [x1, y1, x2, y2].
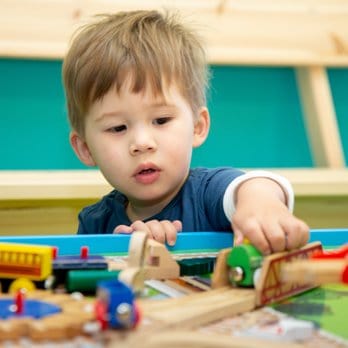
[95, 279, 141, 330]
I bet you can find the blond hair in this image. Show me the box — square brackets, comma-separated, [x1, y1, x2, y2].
[62, 10, 209, 135]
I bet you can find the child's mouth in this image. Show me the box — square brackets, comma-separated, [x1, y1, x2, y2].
[139, 168, 155, 174]
[134, 167, 160, 184]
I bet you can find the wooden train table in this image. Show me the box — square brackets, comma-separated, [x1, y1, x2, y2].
[0, 229, 347, 347]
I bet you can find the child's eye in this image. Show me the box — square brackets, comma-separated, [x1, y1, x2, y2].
[153, 117, 171, 126]
[109, 125, 127, 133]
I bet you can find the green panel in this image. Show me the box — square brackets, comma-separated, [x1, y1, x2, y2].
[0, 58, 84, 169]
[2, 59, 344, 170]
[192, 66, 313, 168]
[328, 68, 348, 166]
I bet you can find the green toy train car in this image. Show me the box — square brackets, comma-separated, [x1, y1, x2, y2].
[227, 244, 263, 287]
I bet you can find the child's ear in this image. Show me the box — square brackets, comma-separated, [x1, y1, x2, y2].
[70, 131, 96, 166]
[193, 107, 210, 148]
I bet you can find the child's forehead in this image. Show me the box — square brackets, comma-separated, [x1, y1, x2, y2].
[90, 78, 187, 117]
[116, 74, 183, 103]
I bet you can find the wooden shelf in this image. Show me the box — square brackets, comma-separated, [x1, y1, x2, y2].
[0, 169, 347, 201]
[0, 169, 347, 235]
[0, 170, 111, 201]
[1, 0, 348, 66]
[1, 1, 347, 234]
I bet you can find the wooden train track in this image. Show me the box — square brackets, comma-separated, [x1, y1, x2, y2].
[0, 232, 332, 344]
[140, 286, 256, 329]
[0, 290, 94, 341]
[120, 233, 324, 331]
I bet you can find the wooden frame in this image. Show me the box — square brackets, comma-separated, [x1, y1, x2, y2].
[1, 0, 348, 66]
[1, 0, 347, 168]
[0, 168, 347, 235]
[1, 0, 348, 234]
[1, 169, 347, 201]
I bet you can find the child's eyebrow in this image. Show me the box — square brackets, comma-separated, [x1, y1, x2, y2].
[95, 111, 124, 122]
[148, 102, 177, 110]
[95, 103, 178, 122]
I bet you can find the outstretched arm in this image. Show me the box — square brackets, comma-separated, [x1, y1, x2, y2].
[225, 172, 309, 255]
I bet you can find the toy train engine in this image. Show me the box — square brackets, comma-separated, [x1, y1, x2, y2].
[227, 244, 263, 287]
[95, 279, 141, 330]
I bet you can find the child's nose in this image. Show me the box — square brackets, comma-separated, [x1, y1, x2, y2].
[129, 131, 156, 155]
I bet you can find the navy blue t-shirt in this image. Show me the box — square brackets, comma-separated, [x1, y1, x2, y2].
[77, 167, 243, 234]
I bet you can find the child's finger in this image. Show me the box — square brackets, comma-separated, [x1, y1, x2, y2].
[232, 228, 244, 246]
[263, 223, 286, 253]
[232, 217, 271, 255]
[300, 223, 310, 245]
[130, 220, 152, 236]
[244, 224, 271, 255]
[172, 220, 183, 232]
[144, 221, 166, 243]
[282, 219, 309, 250]
[160, 220, 179, 246]
[113, 225, 133, 234]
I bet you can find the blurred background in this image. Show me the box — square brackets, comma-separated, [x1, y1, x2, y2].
[1, 0, 348, 234]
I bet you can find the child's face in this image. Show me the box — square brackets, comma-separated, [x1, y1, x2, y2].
[71, 79, 209, 213]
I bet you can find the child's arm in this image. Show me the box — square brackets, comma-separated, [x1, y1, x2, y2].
[225, 172, 309, 255]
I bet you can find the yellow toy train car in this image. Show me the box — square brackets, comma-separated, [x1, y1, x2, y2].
[0, 242, 54, 293]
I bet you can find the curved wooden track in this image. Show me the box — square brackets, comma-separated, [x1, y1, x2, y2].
[0, 290, 94, 341]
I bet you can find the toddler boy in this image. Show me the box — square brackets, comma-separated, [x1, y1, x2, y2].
[62, 10, 309, 254]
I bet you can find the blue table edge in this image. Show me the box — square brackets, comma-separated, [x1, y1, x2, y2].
[0, 229, 346, 256]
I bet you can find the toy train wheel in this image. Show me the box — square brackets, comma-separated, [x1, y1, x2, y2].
[9, 278, 36, 293]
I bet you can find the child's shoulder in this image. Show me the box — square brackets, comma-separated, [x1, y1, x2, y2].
[189, 167, 243, 181]
[79, 190, 125, 217]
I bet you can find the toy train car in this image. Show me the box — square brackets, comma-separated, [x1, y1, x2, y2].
[225, 242, 325, 289]
[0, 242, 113, 293]
[226, 244, 263, 287]
[51, 246, 109, 291]
[95, 279, 141, 330]
[0, 242, 54, 293]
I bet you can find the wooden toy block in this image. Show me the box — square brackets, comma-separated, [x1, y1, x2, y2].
[118, 267, 145, 293]
[121, 231, 180, 287]
[143, 238, 180, 280]
[255, 242, 323, 306]
[282, 243, 348, 285]
[211, 247, 232, 289]
[127, 231, 148, 268]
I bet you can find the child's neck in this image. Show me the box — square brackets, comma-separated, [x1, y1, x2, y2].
[125, 173, 189, 222]
[126, 200, 165, 222]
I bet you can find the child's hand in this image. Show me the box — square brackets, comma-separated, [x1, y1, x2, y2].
[232, 178, 309, 255]
[114, 220, 182, 246]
